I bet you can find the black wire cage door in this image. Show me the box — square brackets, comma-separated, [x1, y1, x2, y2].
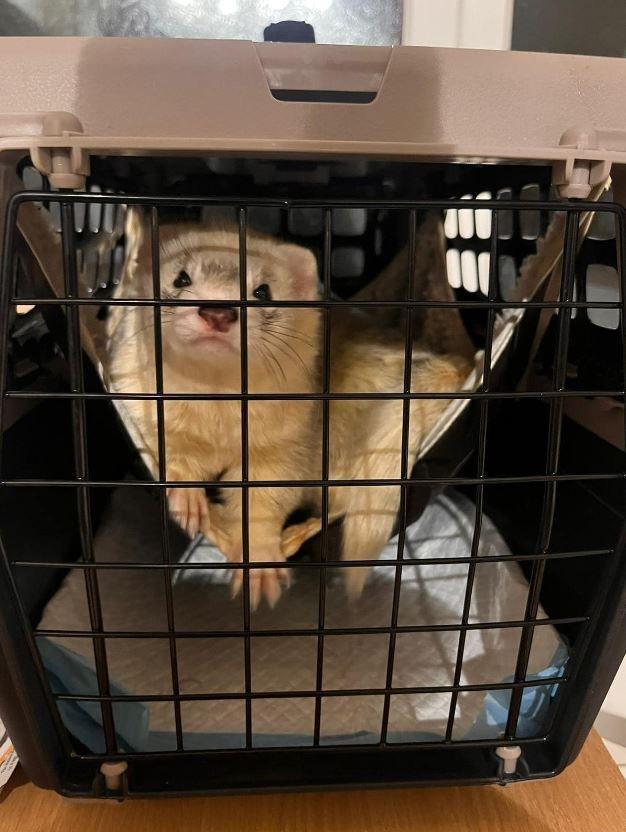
[0, 186, 624, 797]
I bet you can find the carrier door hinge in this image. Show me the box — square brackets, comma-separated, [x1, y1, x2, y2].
[30, 112, 89, 190]
[553, 127, 611, 199]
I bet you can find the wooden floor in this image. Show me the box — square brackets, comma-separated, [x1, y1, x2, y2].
[1, 731, 624, 832]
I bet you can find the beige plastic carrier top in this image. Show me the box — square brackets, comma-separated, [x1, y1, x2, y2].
[1, 38, 626, 193]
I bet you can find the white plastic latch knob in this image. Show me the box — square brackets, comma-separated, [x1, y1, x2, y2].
[100, 761, 128, 791]
[495, 745, 522, 775]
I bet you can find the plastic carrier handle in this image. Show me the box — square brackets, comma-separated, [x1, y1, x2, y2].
[255, 42, 392, 100]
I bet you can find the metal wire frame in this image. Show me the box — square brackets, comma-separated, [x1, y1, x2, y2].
[238, 206, 253, 748]
[1, 473, 622, 488]
[0, 190, 624, 765]
[312, 208, 332, 744]
[379, 208, 418, 743]
[505, 211, 580, 738]
[149, 207, 184, 750]
[32, 616, 591, 639]
[3, 389, 624, 400]
[51, 675, 565, 704]
[9, 297, 623, 309]
[72, 732, 549, 764]
[4, 191, 624, 213]
[59, 202, 116, 754]
[11, 548, 615, 571]
[444, 209, 501, 741]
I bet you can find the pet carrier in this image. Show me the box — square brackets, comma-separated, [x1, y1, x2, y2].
[0, 39, 624, 798]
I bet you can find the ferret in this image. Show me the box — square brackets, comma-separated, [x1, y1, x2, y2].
[106, 210, 322, 608]
[106, 211, 472, 607]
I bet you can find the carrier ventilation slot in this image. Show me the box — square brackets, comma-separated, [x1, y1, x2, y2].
[444, 183, 543, 298]
[270, 89, 376, 104]
[586, 265, 620, 330]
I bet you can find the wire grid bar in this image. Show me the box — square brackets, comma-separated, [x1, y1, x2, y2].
[3, 389, 625, 401]
[60, 203, 117, 754]
[313, 208, 332, 745]
[380, 209, 418, 743]
[149, 207, 184, 751]
[72, 733, 548, 763]
[9, 297, 623, 310]
[2, 473, 622, 488]
[32, 615, 590, 640]
[0, 189, 623, 764]
[505, 211, 580, 738]
[52, 675, 566, 704]
[11, 548, 614, 570]
[7, 189, 626, 213]
[238, 207, 253, 748]
[445, 209, 502, 740]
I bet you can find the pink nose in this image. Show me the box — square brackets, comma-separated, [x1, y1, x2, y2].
[198, 305, 238, 333]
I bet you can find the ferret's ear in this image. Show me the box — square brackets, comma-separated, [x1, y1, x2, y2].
[279, 244, 320, 300]
[123, 206, 148, 278]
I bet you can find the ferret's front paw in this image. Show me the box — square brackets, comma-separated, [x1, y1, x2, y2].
[230, 553, 290, 610]
[166, 486, 209, 539]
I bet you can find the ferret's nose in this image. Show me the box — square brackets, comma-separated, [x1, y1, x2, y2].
[198, 305, 238, 333]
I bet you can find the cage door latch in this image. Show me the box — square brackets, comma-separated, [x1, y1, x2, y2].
[99, 761, 128, 794]
[554, 127, 611, 199]
[495, 745, 523, 781]
[29, 112, 90, 190]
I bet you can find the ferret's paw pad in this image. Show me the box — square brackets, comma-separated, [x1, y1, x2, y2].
[166, 487, 209, 538]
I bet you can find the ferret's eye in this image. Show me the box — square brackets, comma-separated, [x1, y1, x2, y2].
[253, 283, 272, 301]
[173, 270, 192, 288]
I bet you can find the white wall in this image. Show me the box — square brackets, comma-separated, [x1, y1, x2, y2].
[596, 658, 626, 747]
[402, 0, 514, 50]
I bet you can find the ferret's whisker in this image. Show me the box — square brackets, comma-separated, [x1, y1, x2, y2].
[259, 340, 287, 384]
[263, 329, 308, 364]
[264, 339, 291, 381]
[267, 324, 317, 349]
[263, 324, 316, 349]
[262, 331, 314, 381]
[261, 332, 296, 367]
[260, 336, 288, 380]
[116, 317, 174, 347]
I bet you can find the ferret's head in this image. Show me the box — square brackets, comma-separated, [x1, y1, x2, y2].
[123, 209, 321, 385]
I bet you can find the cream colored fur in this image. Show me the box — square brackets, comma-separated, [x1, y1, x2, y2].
[107, 212, 321, 608]
[106, 212, 472, 607]
[328, 309, 471, 597]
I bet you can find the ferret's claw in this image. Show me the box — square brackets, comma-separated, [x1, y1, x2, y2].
[166, 487, 209, 540]
[229, 566, 287, 610]
[230, 568, 243, 600]
[261, 570, 281, 609]
[249, 573, 263, 611]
